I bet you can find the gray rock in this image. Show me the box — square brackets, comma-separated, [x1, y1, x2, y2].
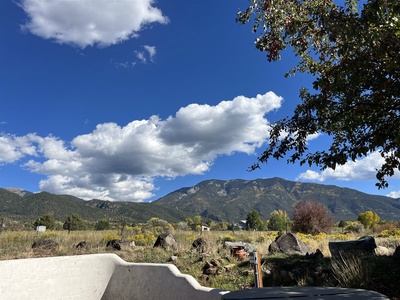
[192, 237, 208, 253]
[168, 255, 178, 262]
[329, 235, 377, 257]
[106, 239, 122, 251]
[32, 239, 59, 250]
[74, 241, 90, 250]
[153, 233, 178, 250]
[268, 233, 312, 255]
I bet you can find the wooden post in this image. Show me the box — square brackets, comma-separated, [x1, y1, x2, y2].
[249, 249, 263, 288]
[256, 249, 263, 288]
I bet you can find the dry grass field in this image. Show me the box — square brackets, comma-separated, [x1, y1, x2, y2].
[1, 228, 399, 299]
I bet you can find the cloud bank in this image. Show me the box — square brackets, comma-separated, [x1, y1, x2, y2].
[1, 92, 282, 201]
[19, 0, 168, 48]
[296, 151, 400, 198]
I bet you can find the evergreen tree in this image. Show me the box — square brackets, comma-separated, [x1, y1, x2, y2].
[63, 213, 86, 232]
[246, 210, 264, 231]
[33, 213, 56, 230]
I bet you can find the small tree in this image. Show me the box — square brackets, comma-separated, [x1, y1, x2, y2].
[358, 211, 380, 229]
[189, 215, 202, 231]
[292, 200, 334, 235]
[95, 218, 110, 231]
[338, 220, 349, 233]
[267, 210, 291, 232]
[246, 210, 264, 231]
[33, 213, 56, 230]
[63, 213, 86, 232]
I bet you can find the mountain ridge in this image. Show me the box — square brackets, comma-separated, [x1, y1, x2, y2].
[2, 177, 399, 222]
[155, 177, 400, 221]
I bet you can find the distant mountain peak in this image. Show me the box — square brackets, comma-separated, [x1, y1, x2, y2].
[4, 188, 33, 198]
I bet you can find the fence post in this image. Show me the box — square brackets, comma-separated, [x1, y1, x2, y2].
[249, 249, 263, 288]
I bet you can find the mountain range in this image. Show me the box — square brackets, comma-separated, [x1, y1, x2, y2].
[1, 177, 399, 223]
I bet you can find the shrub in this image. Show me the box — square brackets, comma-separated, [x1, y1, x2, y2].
[345, 221, 364, 233]
[101, 232, 121, 243]
[378, 228, 400, 238]
[292, 200, 334, 235]
[142, 218, 174, 235]
[129, 233, 156, 246]
[219, 234, 235, 243]
[331, 254, 371, 288]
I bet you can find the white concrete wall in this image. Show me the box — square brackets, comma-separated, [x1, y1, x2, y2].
[0, 253, 226, 300]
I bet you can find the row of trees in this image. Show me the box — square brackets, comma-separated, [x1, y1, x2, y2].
[31, 201, 382, 235]
[246, 201, 382, 235]
[33, 213, 109, 232]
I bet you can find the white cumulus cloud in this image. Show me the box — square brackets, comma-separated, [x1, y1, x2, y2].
[0, 92, 282, 202]
[387, 190, 400, 199]
[296, 151, 400, 182]
[18, 0, 168, 48]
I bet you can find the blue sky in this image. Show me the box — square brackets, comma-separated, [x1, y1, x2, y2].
[0, 0, 399, 202]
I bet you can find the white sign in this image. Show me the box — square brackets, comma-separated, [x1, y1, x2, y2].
[36, 226, 46, 232]
[249, 251, 258, 264]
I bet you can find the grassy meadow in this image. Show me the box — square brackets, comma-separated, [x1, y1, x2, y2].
[1, 228, 399, 299]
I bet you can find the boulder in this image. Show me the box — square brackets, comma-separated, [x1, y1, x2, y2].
[153, 233, 178, 250]
[106, 239, 122, 251]
[106, 239, 135, 251]
[268, 233, 312, 255]
[74, 241, 90, 250]
[192, 237, 208, 253]
[393, 245, 400, 258]
[168, 255, 178, 262]
[32, 239, 59, 250]
[306, 249, 324, 260]
[329, 235, 377, 257]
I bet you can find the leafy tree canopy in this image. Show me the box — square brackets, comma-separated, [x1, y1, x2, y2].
[292, 200, 334, 234]
[237, 0, 400, 188]
[34, 213, 56, 230]
[267, 210, 291, 231]
[358, 210, 380, 228]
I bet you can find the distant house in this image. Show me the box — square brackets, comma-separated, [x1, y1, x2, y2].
[238, 220, 247, 230]
[231, 220, 247, 231]
[201, 225, 210, 232]
[36, 226, 46, 232]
